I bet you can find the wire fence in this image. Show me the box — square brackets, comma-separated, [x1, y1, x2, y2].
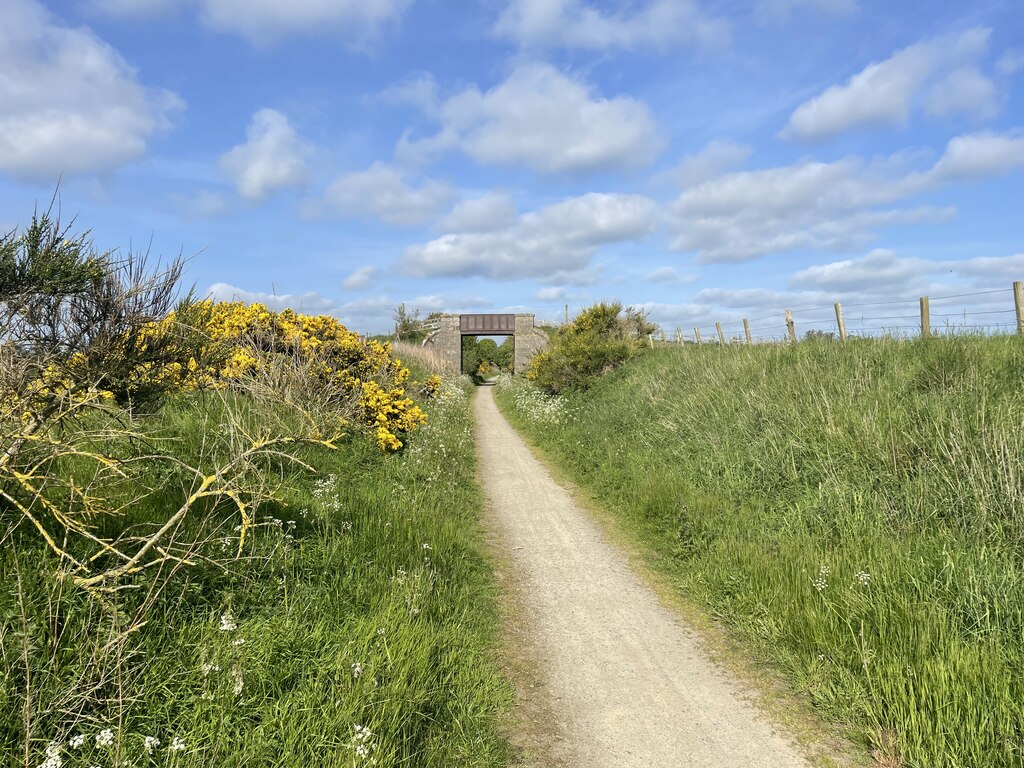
[653, 282, 1024, 346]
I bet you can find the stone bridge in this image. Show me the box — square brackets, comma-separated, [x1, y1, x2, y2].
[422, 314, 549, 374]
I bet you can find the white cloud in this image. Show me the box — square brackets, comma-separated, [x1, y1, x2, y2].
[790, 250, 1024, 296]
[0, 0, 182, 180]
[756, 0, 857, 21]
[783, 28, 993, 141]
[89, 0, 412, 46]
[206, 282, 338, 313]
[953, 253, 1024, 281]
[540, 268, 604, 286]
[648, 266, 698, 284]
[342, 266, 379, 290]
[668, 129, 1024, 264]
[494, 0, 728, 51]
[789, 249, 931, 293]
[403, 192, 659, 280]
[926, 67, 998, 121]
[219, 109, 310, 202]
[638, 301, 715, 327]
[634, 249, 1024, 337]
[997, 50, 1024, 76]
[314, 162, 454, 227]
[336, 293, 491, 333]
[668, 155, 950, 262]
[177, 189, 229, 219]
[929, 132, 1024, 182]
[536, 286, 568, 301]
[379, 73, 440, 116]
[436, 192, 518, 232]
[671, 140, 752, 187]
[88, 0, 179, 15]
[398, 63, 663, 174]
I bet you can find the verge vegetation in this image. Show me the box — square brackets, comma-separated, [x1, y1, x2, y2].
[1, 213, 511, 767]
[526, 302, 654, 394]
[497, 336, 1024, 768]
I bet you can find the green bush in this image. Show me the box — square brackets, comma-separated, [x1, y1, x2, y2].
[526, 302, 654, 393]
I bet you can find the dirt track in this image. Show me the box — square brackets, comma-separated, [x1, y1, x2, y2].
[474, 385, 810, 768]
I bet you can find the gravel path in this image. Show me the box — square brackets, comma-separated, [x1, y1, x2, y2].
[474, 385, 810, 768]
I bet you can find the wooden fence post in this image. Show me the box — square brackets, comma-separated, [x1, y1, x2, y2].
[920, 296, 931, 339]
[1014, 281, 1024, 335]
[835, 302, 847, 341]
[743, 318, 752, 345]
[648, 334, 655, 349]
[785, 309, 796, 343]
[716, 322, 726, 347]
[676, 327, 683, 345]
[694, 327, 702, 344]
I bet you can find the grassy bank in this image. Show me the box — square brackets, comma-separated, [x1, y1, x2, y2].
[496, 336, 1024, 768]
[2, 375, 512, 767]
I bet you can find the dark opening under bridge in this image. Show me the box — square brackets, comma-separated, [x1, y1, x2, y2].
[422, 314, 549, 374]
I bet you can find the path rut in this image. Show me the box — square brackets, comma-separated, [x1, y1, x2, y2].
[474, 385, 810, 768]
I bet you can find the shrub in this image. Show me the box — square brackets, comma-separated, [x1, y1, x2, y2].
[526, 301, 655, 393]
[1, 211, 429, 598]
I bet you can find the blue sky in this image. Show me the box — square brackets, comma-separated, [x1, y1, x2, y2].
[2, 0, 1024, 337]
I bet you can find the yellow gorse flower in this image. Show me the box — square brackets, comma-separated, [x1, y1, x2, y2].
[146, 301, 426, 450]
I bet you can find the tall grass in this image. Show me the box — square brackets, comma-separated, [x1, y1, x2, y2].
[2, 375, 512, 767]
[497, 336, 1024, 768]
[391, 342, 458, 376]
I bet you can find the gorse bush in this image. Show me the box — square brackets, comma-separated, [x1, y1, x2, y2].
[526, 301, 654, 394]
[146, 300, 432, 451]
[2, 212, 432, 594]
[498, 336, 1024, 767]
[2, 211, 505, 767]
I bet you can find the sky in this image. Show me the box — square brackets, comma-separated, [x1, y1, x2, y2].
[2, 0, 1024, 339]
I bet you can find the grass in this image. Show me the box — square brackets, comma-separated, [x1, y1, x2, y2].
[2, 374, 513, 767]
[391, 342, 459, 377]
[496, 335, 1024, 768]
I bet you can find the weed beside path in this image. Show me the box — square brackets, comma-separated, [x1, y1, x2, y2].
[496, 337, 1024, 768]
[2, 376, 513, 767]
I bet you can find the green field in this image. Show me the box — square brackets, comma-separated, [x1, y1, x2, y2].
[2, 375, 513, 768]
[496, 336, 1024, 768]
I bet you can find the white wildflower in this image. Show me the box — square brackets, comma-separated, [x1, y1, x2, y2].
[232, 637, 246, 646]
[812, 576, 828, 592]
[69, 735, 86, 749]
[96, 728, 114, 747]
[39, 742, 62, 767]
[351, 661, 363, 679]
[350, 723, 374, 759]
[144, 736, 160, 754]
[856, 569, 871, 586]
[219, 610, 238, 632]
[170, 736, 186, 751]
[232, 667, 244, 696]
